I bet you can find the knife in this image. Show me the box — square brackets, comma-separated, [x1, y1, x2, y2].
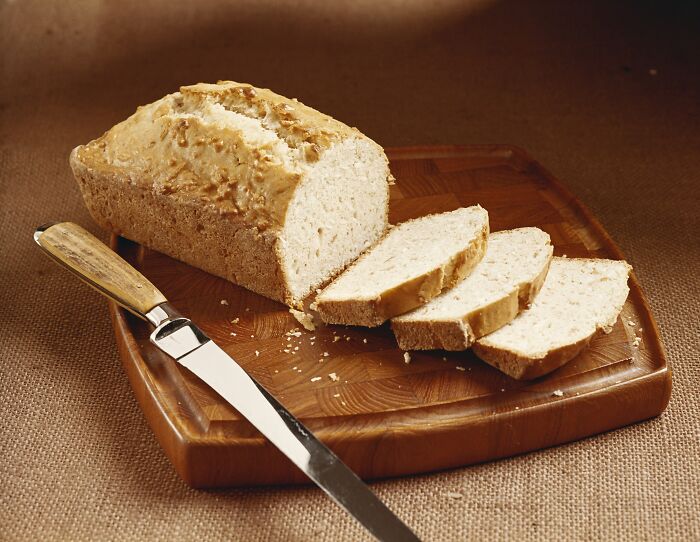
[34, 222, 420, 542]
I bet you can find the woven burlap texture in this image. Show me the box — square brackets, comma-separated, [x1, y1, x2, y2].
[1, 1, 699, 540]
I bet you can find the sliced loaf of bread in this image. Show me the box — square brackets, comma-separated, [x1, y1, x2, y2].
[391, 227, 553, 350]
[314, 206, 489, 327]
[473, 257, 631, 380]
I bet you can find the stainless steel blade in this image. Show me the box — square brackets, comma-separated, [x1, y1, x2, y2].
[149, 310, 420, 542]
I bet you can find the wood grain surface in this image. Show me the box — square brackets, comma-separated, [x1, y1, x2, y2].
[110, 145, 671, 488]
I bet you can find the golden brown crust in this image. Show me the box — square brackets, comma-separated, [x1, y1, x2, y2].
[472, 257, 630, 380]
[392, 289, 520, 351]
[391, 231, 553, 351]
[472, 333, 594, 380]
[73, 81, 372, 233]
[70, 148, 292, 305]
[315, 218, 489, 327]
[183, 81, 359, 151]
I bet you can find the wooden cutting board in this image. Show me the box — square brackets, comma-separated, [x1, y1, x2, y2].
[110, 145, 671, 488]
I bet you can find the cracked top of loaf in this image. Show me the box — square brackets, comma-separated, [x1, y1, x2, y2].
[71, 81, 373, 231]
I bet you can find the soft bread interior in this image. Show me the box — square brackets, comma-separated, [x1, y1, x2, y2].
[279, 137, 389, 303]
[477, 258, 631, 358]
[318, 206, 488, 301]
[395, 227, 552, 322]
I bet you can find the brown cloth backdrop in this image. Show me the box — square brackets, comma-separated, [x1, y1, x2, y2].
[1, 1, 699, 540]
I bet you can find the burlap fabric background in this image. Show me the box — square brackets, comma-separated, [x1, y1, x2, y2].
[2, 1, 698, 540]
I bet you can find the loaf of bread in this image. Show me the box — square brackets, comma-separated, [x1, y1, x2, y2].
[314, 206, 489, 327]
[70, 81, 391, 307]
[391, 227, 552, 350]
[473, 257, 631, 380]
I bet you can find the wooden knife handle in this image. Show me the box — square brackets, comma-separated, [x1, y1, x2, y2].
[35, 222, 167, 320]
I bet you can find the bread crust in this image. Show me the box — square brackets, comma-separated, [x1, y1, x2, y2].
[71, 148, 293, 304]
[315, 218, 489, 327]
[472, 257, 631, 380]
[472, 333, 594, 380]
[391, 231, 553, 350]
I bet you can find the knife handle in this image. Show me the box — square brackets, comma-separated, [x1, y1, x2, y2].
[34, 222, 167, 320]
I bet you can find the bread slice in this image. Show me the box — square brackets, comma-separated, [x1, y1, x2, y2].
[314, 206, 489, 327]
[391, 227, 553, 350]
[70, 81, 391, 308]
[473, 257, 631, 380]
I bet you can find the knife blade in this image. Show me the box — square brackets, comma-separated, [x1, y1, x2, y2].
[35, 222, 420, 542]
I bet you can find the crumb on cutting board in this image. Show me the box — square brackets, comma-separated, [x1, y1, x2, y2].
[403, 352, 411, 364]
[289, 308, 316, 331]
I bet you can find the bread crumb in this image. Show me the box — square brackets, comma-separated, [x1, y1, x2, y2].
[220, 299, 229, 305]
[294, 346, 299, 351]
[638, 327, 643, 333]
[442, 356, 447, 361]
[403, 352, 411, 364]
[292, 366, 297, 370]
[328, 372, 340, 382]
[627, 320, 636, 326]
[289, 308, 315, 331]
[552, 390, 564, 397]
[363, 338, 367, 344]
[333, 336, 341, 342]
[345, 336, 350, 341]
[274, 369, 279, 373]
[316, 289, 322, 295]
[230, 332, 237, 336]
[446, 491, 462, 500]
[649, 68, 658, 76]
[231, 318, 239, 324]
[283, 349, 290, 353]
[255, 350, 260, 357]
[456, 366, 466, 371]
[323, 352, 329, 357]
[245, 307, 250, 311]
[632, 337, 641, 347]
[333, 393, 340, 398]
[310, 376, 322, 382]
[341, 401, 346, 406]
